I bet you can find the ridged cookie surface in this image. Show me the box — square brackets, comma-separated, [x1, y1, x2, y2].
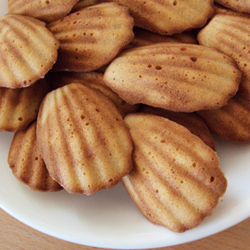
[8, 122, 62, 192]
[198, 95, 250, 142]
[140, 106, 215, 150]
[8, 0, 80, 23]
[104, 43, 241, 112]
[123, 113, 227, 232]
[213, 4, 250, 18]
[51, 71, 138, 117]
[37, 83, 133, 195]
[215, 0, 250, 14]
[129, 28, 197, 48]
[0, 78, 50, 132]
[198, 14, 250, 100]
[0, 14, 59, 88]
[48, 2, 134, 72]
[100, 0, 213, 35]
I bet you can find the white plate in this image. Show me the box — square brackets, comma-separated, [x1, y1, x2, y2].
[1, 4, 250, 249]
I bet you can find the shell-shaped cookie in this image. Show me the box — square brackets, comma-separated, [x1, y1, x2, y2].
[8, 0, 80, 23]
[104, 43, 241, 112]
[128, 28, 197, 48]
[140, 106, 215, 150]
[51, 71, 138, 117]
[48, 2, 134, 72]
[0, 14, 59, 88]
[198, 95, 250, 142]
[72, 0, 100, 12]
[8, 122, 62, 192]
[0, 78, 50, 132]
[123, 113, 227, 233]
[215, 0, 250, 14]
[37, 83, 133, 195]
[213, 4, 250, 18]
[198, 14, 250, 100]
[99, 0, 214, 35]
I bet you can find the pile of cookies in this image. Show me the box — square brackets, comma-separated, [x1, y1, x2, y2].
[1, 0, 250, 233]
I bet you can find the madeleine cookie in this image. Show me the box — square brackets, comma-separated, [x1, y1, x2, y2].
[104, 43, 241, 112]
[48, 2, 134, 72]
[8, 122, 62, 192]
[123, 113, 227, 232]
[0, 14, 59, 88]
[100, 0, 213, 35]
[215, 0, 250, 14]
[51, 71, 138, 117]
[0, 78, 50, 132]
[140, 106, 215, 150]
[128, 28, 197, 48]
[213, 4, 250, 18]
[71, 0, 99, 11]
[8, 0, 80, 23]
[198, 14, 250, 100]
[37, 83, 133, 195]
[198, 95, 250, 142]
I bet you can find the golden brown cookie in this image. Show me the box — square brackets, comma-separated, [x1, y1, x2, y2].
[8, 121, 62, 192]
[100, 0, 214, 35]
[198, 14, 250, 100]
[0, 78, 50, 132]
[8, 0, 80, 23]
[198, 95, 250, 142]
[71, 0, 99, 11]
[37, 83, 133, 195]
[0, 14, 59, 88]
[51, 71, 138, 117]
[215, 0, 250, 14]
[48, 2, 134, 72]
[213, 4, 250, 18]
[123, 113, 227, 232]
[140, 106, 215, 150]
[104, 43, 241, 112]
[128, 27, 197, 48]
